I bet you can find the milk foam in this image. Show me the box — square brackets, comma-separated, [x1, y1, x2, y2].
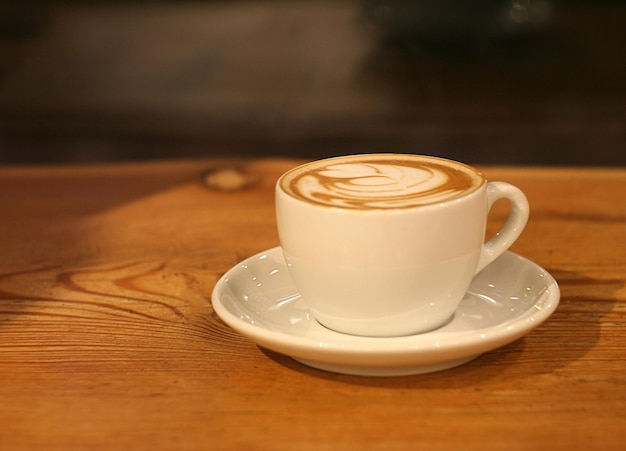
[280, 155, 484, 209]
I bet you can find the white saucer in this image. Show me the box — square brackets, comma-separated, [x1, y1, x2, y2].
[212, 247, 560, 376]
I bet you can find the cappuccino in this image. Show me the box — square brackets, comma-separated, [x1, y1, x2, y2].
[279, 154, 484, 210]
[275, 154, 529, 336]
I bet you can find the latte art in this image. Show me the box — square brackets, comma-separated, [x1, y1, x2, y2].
[280, 155, 484, 209]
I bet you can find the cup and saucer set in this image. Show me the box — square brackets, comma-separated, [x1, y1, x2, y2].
[212, 155, 560, 376]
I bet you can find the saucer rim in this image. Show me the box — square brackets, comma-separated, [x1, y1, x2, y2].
[211, 246, 560, 373]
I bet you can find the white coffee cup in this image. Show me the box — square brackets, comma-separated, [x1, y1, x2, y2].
[275, 154, 529, 337]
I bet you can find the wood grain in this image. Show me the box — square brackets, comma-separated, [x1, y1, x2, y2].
[0, 160, 625, 450]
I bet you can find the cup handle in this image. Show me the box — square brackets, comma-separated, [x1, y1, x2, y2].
[475, 181, 530, 274]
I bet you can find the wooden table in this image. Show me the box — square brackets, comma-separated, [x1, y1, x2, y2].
[1, 158, 625, 450]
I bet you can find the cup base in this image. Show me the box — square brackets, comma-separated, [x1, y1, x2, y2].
[314, 312, 455, 338]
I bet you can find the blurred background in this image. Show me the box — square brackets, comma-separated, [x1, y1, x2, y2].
[0, 0, 624, 166]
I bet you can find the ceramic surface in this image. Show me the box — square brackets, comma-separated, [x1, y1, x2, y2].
[212, 247, 560, 376]
[275, 154, 529, 336]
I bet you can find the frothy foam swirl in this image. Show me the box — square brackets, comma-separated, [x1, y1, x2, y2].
[280, 155, 484, 209]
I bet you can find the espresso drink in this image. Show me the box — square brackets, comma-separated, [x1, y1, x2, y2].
[276, 153, 528, 336]
[279, 154, 484, 210]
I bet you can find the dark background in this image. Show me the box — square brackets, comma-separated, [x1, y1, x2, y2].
[1, 0, 624, 166]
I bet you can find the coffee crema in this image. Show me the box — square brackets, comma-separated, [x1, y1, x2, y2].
[279, 154, 485, 209]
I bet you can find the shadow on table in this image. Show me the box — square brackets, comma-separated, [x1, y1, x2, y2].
[0, 160, 237, 216]
[261, 268, 621, 387]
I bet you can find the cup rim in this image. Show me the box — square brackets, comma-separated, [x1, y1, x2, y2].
[276, 153, 487, 212]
